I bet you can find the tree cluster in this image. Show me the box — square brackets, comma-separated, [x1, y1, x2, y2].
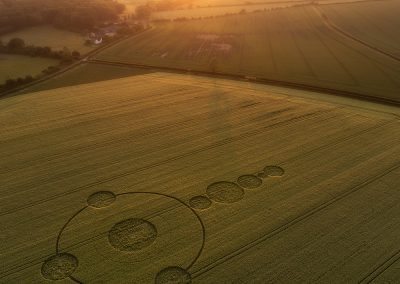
[0, 0, 126, 33]
[1, 75, 35, 91]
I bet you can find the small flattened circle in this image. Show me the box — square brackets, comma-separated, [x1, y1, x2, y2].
[237, 175, 262, 189]
[108, 218, 157, 251]
[189, 196, 212, 210]
[155, 266, 192, 284]
[41, 253, 78, 280]
[206, 181, 244, 203]
[263, 166, 285, 177]
[87, 191, 116, 208]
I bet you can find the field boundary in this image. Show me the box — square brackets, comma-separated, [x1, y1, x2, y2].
[2, 22, 399, 106]
[87, 59, 400, 106]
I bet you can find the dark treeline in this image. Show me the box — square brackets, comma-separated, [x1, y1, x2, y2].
[0, 0, 125, 34]
[1, 75, 35, 91]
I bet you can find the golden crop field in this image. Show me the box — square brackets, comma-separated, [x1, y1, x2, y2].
[1, 73, 399, 283]
[95, 5, 400, 102]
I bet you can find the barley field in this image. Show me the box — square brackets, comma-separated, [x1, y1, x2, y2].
[1, 73, 399, 283]
[95, 5, 400, 102]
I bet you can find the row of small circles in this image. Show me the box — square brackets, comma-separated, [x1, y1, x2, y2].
[189, 165, 285, 210]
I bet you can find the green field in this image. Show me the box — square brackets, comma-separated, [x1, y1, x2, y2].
[23, 63, 152, 93]
[0, 54, 59, 84]
[0, 73, 399, 283]
[95, 5, 400, 102]
[0, 26, 94, 54]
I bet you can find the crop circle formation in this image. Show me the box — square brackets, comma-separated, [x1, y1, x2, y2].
[155, 266, 192, 284]
[206, 181, 244, 203]
[46, 190, 205, 283]
[41, 253, 78, 280]
[108, 218, 158, 251]
[43, 164, 285, 282]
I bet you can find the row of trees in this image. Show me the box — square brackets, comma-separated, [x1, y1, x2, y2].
[1, 75, 35, 91]
[136, 3, 263, 23]
[152, 9, 250, 23]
